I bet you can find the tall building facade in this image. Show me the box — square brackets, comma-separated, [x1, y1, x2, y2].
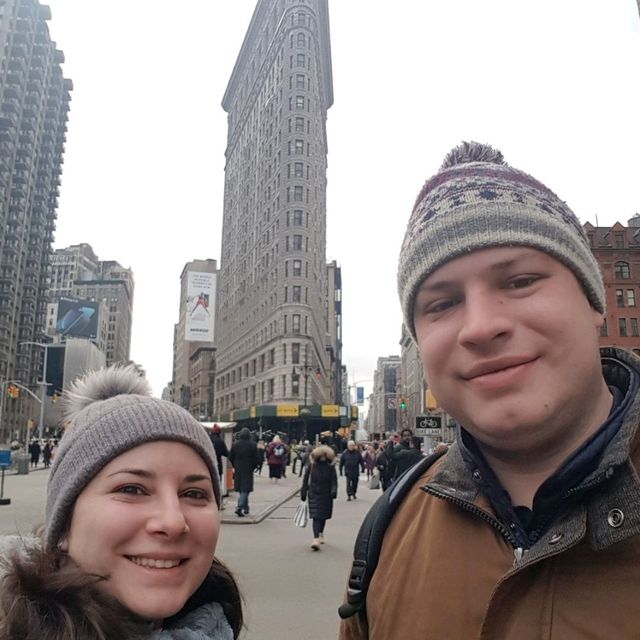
[215, 1, 333, 425]
[368, 355, 401, 438]
[0, 0, 71, 438]
[48, 243, 99, 297]
[326, 260, 342, 403]
[72, 260, 134, 366]
[585, 216, 640, 353]
[172, 258, 217, 418]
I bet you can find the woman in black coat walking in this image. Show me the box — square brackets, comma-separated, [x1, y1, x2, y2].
[300, 445, 337, 551]
[229, 428, 260, 517]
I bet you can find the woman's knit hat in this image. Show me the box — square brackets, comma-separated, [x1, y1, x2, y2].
[44, 365, 220, 550]
[397, 141, 605, 341]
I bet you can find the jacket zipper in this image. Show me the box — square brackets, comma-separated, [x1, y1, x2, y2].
[422, 485, 522, 554]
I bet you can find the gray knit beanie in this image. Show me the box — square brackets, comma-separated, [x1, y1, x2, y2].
[45, 365, 220, 550]
[398, 141, 605, 341]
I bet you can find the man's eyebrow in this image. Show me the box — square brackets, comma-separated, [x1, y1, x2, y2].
[418, 256, 533, 292]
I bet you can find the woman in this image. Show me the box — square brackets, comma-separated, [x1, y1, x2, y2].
[265, 435, 287, 483]
[363, 444, 377, 480]
[0, 365, 242, 639]
[300, 445, 337, 551]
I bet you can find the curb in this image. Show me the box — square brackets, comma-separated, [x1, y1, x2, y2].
[221, 485, 300, 525]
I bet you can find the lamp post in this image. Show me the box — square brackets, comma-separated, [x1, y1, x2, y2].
[19, 342, 49, 441]
[0, 380, 42, 449]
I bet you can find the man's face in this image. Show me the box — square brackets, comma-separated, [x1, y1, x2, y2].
[413, 247, 605, 454]
[401, 430, 412, 443]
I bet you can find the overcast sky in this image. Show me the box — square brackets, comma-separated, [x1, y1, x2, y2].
[42, 1, 640, 399]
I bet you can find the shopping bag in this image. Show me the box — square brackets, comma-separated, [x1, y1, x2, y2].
[369, 471, 380, 490]
[293, 500, 309, 527]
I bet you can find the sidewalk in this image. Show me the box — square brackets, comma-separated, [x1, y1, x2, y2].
[220, 467, 302, 525]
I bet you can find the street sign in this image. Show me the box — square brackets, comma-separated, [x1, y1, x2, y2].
[415, 415, 442, 434]
[416, 427, 443, 437]
[0, 450, 11, 467]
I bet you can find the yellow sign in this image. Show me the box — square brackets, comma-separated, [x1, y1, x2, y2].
[426, 390, 438, 410]
[351, 406, 359, 419]
[277, 404, 299, 417]
[321, 405, 339, 417]
[250, 406, 256, 418]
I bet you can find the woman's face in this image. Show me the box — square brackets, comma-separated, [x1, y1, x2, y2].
[66, 441, 219, 621]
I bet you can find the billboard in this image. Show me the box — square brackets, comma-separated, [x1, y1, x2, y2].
[185, 271, 216, 342]
[55, 297, 99, 340]
[356, 386, 364, 405]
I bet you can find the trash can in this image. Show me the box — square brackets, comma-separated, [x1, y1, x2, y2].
[15, 453, 29, 475]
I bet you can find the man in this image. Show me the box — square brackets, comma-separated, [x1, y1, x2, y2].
[209, 424, 229, 487]
[391, 436, 424, 481]
[340, 141, 640, 639]
[229, 427, 260, 517]
[340, 440, 365, 500]
[375, 432, 400, 491]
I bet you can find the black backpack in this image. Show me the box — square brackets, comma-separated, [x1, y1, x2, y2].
[338, 449, 447, 622]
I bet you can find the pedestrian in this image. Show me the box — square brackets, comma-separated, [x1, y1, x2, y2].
[42, 439, 53, 469]
[300, 444, 338, 551]
[391, 436, 424, 481]
[362, 445, 377, 480]
[339, 440, 365, 500]
[297, 439, 311, 476]
[29, 439, 41, 468]
[209, 424, 229, 488]
[0, 364, 242, 639]
[228, 428, 260, 518]
[375, 433, 399, 491]
[255, 439, 266, 475]
[266, 435, 287, 483]
[340, 141, 640, 638]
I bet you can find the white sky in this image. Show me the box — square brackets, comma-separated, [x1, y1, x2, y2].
[42, 1, 640, 398]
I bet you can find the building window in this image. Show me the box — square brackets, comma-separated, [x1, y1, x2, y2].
[269, 348, 275, 366]
[294, 162, 304, 177]
[297, 12, 306, 26]
[633, 318, 639, 337]
[293, 235, 303, 250]
[297, 32, 305, 46]
[295, 95, 304, 109]
[296, 73, 305, 89]
[292, 342, 300, 364]
[293, 209, 303, 226]
[616, 289, 625, 307]
[292, 285, 302, 302]
[628, 290, 636, 307]
[294, 185, 303, 201]
[615, 261, 631, 279]
[600, 319, 608, 337]
[295, 117, 305, 132]
[615, 233, 625, 248]
[296, 53, 305, 67]
[292, 373, 300, 397]
[292, 314, 301, 333]
[293, 259, 302, 276]
[619, 318, 628, 337]
[294, 139, 304, 154]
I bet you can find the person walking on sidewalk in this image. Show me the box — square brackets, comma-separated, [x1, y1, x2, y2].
[229, 428, 260, 517]
[340, 440, 365, 500]
[266, 435, 288, 483]
[300, 445, 338, 551]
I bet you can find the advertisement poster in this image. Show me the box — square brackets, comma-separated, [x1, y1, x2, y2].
[185, 271, 216, 342]
[56, 297, 99, 340]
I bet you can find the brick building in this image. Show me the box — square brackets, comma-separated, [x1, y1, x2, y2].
[585, 216, 640, 354]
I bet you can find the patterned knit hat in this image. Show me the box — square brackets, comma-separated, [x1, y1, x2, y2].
[44, 365, 220, 550]
[398, 141, 605, 341]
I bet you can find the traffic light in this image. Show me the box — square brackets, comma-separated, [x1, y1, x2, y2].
[399, 397, 407, 412]
[7, 384, 19, 399]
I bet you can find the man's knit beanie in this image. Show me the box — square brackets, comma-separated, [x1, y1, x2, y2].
[397, 141, 605, 341]
[44, 365, 220, 550]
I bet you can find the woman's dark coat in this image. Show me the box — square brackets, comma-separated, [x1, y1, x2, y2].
[229, 430, 260, 493]
[300, 445, 338, 520]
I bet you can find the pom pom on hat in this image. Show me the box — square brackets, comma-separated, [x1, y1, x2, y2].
[440, 140, 505, 170]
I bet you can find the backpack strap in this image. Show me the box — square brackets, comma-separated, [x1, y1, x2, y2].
[337, 449, 447, 621]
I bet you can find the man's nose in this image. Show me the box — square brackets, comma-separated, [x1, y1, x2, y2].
[457, 289, 513, 347]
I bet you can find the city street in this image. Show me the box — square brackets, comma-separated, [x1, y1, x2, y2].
[0, 465, 378, 639]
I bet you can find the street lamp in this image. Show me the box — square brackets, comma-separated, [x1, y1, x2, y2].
[19, 341, 49, 441]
